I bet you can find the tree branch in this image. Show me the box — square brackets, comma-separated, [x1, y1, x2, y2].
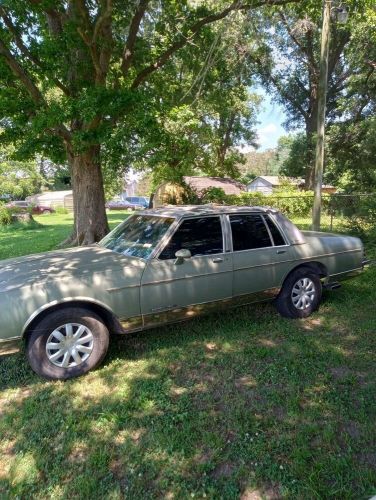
[0, 36, 44, 104]
[121, 0, 149, 75]
[0, 7, 70, 95]
[131, 0, 299, 89]
[74, 0, 113, 84]
[278, 11, 317, 75]
[0, 36, 72, 143]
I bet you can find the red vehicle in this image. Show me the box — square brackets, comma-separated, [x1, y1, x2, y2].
[5, 201, 55, 214]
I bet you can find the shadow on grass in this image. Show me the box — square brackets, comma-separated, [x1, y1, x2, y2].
[1, 271, 375, 498]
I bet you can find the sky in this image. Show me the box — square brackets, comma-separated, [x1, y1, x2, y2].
[248, 86, 287, 152]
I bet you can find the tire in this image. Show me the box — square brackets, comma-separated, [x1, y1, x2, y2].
[275, 267, 322, 319]
[26, 307, 109, 380]
[42, 209, 50, 214]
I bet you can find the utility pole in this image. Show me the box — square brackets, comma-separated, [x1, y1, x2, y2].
[312, 0, 331, 231]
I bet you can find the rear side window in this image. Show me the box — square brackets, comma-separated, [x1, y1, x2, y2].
[265, 216, 286, 246]
[230, 214, 272, 251]
[159, 217, 223, 260]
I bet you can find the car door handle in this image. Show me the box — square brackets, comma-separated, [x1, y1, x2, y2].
[276, 249, 286, 254]
[212, 257, 224, 263]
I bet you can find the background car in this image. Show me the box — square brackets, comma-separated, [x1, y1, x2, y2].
[106, 199, 144, 211]
[5, 201, 55, 214]
[124, 196, 150, 208]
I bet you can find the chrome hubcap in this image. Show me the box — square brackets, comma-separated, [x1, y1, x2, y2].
[46, 323, 94, 368]
[291, 278, 316, 310]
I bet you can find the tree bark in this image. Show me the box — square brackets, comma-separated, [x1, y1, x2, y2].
[66, 145, 109, 245]
[304, 126, 316, 190]
[304, 99, 319, 190]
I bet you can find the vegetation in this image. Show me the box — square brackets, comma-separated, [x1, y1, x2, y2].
[0, 0, 299, 244]
[0, 212, 129, 261]
[252, 2, 375, 189]
[0, 212, 375, 498]
[0, 144, 45, 200]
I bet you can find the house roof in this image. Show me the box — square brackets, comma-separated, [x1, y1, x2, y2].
[183, 176, 245, 195]
[248, 176, 304, 187]
[248, 176, 335, 189]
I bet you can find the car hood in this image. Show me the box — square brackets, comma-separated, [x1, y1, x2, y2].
[0, 245, 145, 292]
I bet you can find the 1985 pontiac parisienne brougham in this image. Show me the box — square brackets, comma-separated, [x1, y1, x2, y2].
[0, 206, 367, 379]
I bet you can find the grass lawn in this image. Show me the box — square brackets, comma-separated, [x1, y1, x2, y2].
[0, 211, 130, 261]
[0, 213, 375, 499]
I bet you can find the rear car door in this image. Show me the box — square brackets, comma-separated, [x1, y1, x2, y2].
[141, 215, 233, 326]
[228, 213, 294, 300]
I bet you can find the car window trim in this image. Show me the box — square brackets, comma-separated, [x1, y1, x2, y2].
[266, 213, 290, 246]
[228, 212, 281, 253]
[155, 214, 226, 261]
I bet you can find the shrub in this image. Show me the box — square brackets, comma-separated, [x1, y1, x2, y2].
[0, 206, 13, 225]
[224, 189, 321, 217]
[200, 187, 228, 204]
[341, 195, 376, 239]
[54, 206, 69, 215]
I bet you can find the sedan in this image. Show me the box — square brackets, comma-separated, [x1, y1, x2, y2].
[5, 201, 55, 214]
[0, 205, 367, 379]
[106, 200, 143, 211]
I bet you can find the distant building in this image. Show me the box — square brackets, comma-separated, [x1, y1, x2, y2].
[246, 176, 336, 194]
[153, 176, 245, 207]
[26, 190, 74, 211]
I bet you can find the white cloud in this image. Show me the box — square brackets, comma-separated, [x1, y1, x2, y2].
[259, 123, 278, 135]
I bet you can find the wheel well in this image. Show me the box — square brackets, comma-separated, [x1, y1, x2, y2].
[282, 261, 328, 285]
[23, 300, 124, 339]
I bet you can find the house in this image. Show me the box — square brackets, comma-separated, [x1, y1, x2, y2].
[247, 176, 336, 194]
[153, 176, 245, 207]
[26, 190, 74, 211]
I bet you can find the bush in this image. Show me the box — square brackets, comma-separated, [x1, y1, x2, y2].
[0, 206, 13, 225]
[54, 206, 69, 215]
[222, 189, 321, 218]
[200, 187, 228, 204]
[341, 195, 376, 239]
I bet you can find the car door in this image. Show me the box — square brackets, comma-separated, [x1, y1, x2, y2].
[228, 212, 295, 301]
[140, 215, 233, 326]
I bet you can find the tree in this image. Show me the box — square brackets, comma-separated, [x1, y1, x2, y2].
[101, 10, 262, 187]
[250, 1, 372, 188]
[0, 0, 298, 244]
[0, 144, 44, 200]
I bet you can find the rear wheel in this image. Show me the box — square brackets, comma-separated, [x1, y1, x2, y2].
[26, 307, 109, 379]
[275, 268, 322, 319]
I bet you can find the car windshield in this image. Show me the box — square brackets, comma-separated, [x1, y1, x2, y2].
[98, 215, 174, 259]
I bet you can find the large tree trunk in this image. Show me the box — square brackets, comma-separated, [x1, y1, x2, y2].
[66, 145, 109, 245]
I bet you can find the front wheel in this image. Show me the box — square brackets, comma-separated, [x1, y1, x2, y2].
[26, 307, 109, 380]
[275, 268, 322, 319]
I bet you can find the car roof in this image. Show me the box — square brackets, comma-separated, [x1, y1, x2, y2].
[140, 205, 306, 245]
[142, 204, 279, 218]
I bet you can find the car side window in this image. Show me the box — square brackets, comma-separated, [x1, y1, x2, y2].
[230, 214, 272, 251]
[264, 215, 286, 246]
[159, 216, 223, 260]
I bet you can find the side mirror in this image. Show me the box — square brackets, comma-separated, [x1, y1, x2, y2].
[174, 248, 192, 265]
